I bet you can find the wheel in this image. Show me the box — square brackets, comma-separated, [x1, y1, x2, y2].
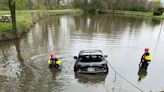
[74, 66, 78, 72]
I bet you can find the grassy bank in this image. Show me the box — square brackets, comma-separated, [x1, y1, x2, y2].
[115, 10, 164, 19]
[1, 9, 163, 41]
[0, 9, 82, 41]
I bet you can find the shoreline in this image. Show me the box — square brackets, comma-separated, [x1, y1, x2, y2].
[0, 9, 82, 41]
[1, 9, 164, 41]
[114, 10, 164, 20]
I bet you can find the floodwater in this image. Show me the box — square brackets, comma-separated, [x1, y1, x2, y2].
[0, 14, 164, 92]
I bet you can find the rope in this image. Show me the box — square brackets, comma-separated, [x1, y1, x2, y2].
[155, 21, 163, 54]
[107, 62, 144, 92]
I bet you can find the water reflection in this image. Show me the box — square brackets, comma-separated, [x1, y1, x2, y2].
[0, 14, 164, 92]
[49, 67, 61, 80]
[75, 74, 107, 84]
[149, 19, 161, 26]
[138, 66, 148, 81]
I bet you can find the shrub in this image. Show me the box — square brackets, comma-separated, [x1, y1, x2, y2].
[153, 8, 164, 16]
[157, 8, 164, 13]
[153, 10, 162, 16]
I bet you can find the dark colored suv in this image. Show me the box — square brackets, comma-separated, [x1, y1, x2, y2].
[74, 50, 108, 74]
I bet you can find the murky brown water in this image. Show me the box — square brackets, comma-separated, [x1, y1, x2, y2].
[0, 14, 164, 92]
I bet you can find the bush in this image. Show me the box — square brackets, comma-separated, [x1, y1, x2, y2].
[153, 10, 162, 16]
[157, 8, 164, 13]
[153, 7, 164, 16]
[86, 0, 105, 13]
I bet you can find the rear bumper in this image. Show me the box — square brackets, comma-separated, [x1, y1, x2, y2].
[76, 69, 108, 74]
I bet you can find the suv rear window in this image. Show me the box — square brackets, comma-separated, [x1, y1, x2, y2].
[79, 55, 103, 62]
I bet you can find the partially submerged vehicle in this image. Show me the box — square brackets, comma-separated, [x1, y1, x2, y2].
[74, 50, 108, 74]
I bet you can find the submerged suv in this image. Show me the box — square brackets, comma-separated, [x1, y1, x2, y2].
[74, 50, 108, 74]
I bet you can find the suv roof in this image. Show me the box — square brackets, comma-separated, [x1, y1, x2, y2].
[79, 50, 103, 56]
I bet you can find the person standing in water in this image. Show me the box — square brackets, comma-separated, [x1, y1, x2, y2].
[139, 48, 152, 69]
[48, 53, 62, 68]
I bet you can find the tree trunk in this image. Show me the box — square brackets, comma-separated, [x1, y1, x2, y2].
[140, 0, 143, 8]
[8, 0, 17, 37]
[56, 0, 60, 8]
[29, 0, 32, 9]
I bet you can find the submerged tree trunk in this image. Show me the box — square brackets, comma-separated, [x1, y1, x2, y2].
[8, 0, 17, 37]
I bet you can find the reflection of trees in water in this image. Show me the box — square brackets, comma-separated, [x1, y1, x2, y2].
[72, 14, 146, 41]
[0, 41, 19, 77]
[13, 39, 34, 92]
[39, 16, 61, 45]
[0, 47, 9, 61]
[0, 14, 161, 91]
[75, 73, 107, 84]
[0, 42, 11, 85]
[36, 14, 156, 51]
[49, 68, 61, 80]
[0, 40, 34, 91]
[0, 42, 14, 62]
[148, 19, 161, 27]
[14, 41, 61, 92]
[40, 16, 72, 53]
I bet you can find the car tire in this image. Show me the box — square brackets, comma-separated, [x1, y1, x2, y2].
[74, 66, 78, 72]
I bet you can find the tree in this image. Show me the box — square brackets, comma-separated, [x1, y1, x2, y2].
[152, 0, 161, 10]
[0, 0, 9, 10]
[72, 0, 88, 10]
[8, 0, 17, 37]
[105, 0, 116, 12]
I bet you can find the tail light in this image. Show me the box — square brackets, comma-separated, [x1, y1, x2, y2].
[77, 65, 81, 68]
[102, 64, 107, 69]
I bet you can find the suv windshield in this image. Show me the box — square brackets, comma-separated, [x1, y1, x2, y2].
[79, 55, 103, 62]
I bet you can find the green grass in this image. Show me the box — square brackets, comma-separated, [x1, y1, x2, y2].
[0, 23, 12, 30]
[0, 11, 10, 17]
[1, 9, 164, 33]
[0, 9, 82, 31]
[0, 9, 82, 40]
[0, 11, 12, 31]
[115, 10, 164, 19]
[0, 11, 32, 29]
[1, 9, 164, 41]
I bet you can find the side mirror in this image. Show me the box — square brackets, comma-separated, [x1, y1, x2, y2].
[104, 55, 108, 58]
[74, 56, 78, 59]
